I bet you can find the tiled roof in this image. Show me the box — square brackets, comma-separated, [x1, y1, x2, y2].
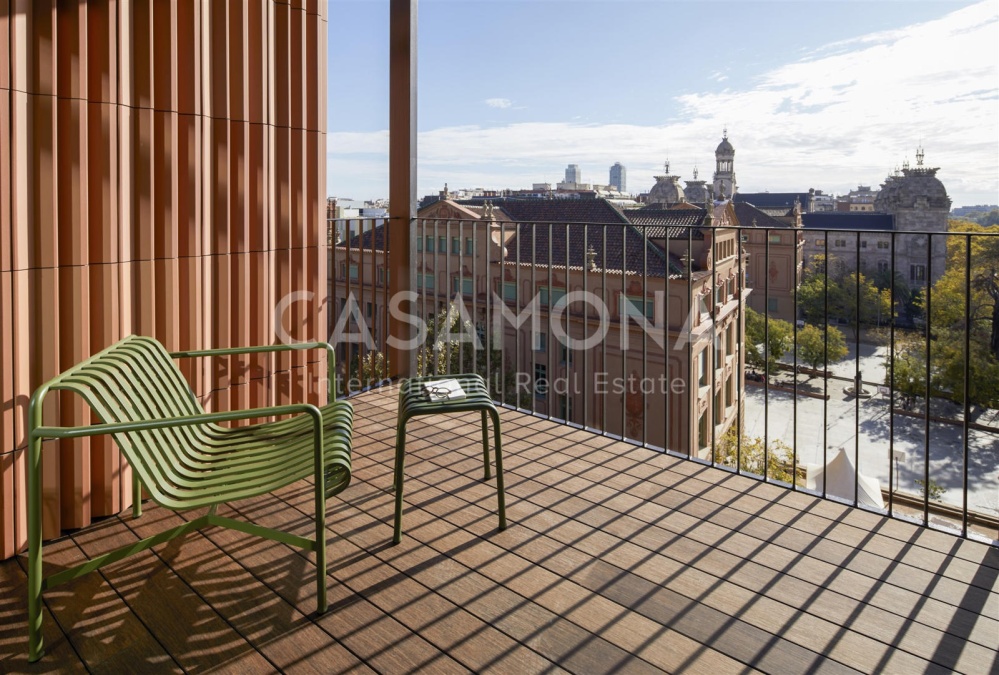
[735, 192, 811, 210]
[341, 223, 388, 250]
[801, 212, 895, 232]
[732, 202, 794, 229]
[623, 208, 707, 240]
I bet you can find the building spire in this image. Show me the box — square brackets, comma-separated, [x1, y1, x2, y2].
[693, 164, 699, 180]
[916, 144, 925, 167]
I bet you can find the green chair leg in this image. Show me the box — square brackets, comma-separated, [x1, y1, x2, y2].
[27, 436, 44, 663]
[315, 468, 328, 613]
[392, 417, 408, 545]
[481, 409, 491, 480]
[490, 407, 507, 531]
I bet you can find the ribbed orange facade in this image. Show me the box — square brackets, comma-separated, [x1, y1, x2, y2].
[0, 1, 329, 559]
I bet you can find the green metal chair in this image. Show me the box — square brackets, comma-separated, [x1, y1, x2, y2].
[392, 374, 506, 544]
[26, 335, 353, 662]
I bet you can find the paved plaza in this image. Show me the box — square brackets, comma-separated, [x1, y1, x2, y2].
[742, 341, 999, 521]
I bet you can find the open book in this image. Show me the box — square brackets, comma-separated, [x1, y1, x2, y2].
[422, 378, 467, 402]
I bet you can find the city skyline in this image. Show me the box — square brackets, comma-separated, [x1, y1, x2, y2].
[328, 0, 998, 206]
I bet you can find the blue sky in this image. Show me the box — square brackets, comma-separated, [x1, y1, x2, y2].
[328, 0, 999, 206]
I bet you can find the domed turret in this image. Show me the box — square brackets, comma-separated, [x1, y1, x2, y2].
[648, 174, 686, 206]
[712, 129, 737, 199]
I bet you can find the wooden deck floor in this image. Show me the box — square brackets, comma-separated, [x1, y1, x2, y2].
[2, 384, 997, 674]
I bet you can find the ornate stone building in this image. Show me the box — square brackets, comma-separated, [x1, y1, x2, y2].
[712, 130, 737, 199]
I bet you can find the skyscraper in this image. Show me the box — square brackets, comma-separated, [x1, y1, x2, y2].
[565, 164, 582, 184]
[609, 162, 627, 192]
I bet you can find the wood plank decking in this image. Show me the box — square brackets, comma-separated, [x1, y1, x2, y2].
[2, 385, 997, 673]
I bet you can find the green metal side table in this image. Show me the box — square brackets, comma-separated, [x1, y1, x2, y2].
[393, 374, 506, 544]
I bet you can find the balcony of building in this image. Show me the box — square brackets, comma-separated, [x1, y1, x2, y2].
[1, 383, 996, 672]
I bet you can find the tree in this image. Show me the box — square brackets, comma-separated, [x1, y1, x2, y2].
[744, 307, 793, 373]
[715, 426, 796, 484]
[889, 222, 999, 407]
[797, 260, 890, 337]
[795, 324, 848, 373]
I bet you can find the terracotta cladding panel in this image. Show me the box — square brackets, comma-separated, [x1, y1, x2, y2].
[0, 452, 13, 559]
[247, 123, 266, 251]
[174, 1, 197, 114]
[229, 121, 248, 253]
[29, 93, 59, 269]
[25, 0, 56, 96]
[274, 126, 291, 249]
[55, 0, 83, 100]
[305, 11, 318, 131]
[246, 4, 264, 125]
[229, 252, 251, 384]
[154, 111, 177, 260]
[151, 0, 171, 111]
[84, 0, 114, 104]
[132, 0, 152, 109]
[56, 96, 88, 267]
[228, 0, 245, 123]
[154, 257, 180, 349]
[290, 128, 305, 250]
[176, 114, 201, 259]
[212, 117, 230, 255]
[0, 0, 9, 91]
[289, 5, 303, 130]
[273, 1, 290, 129]
[1, 93, 10, 272]
[87, 102, 118, 264]
[133, 107, 155, 261]
[0, 273, 12, 454]
[210, 0, 228, 119]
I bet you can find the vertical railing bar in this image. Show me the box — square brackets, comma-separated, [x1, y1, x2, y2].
[583, 224, 589, 430]
[642, 222, 648, 448]
[565, 221, 571, 423]
[792, 226, 798, 489]
[514, 220, 521, 410]
[531, 222, 537, 415]
[458, 219, 464, 374]
[445, 219, 453, 374]
[854, 230, 861, 508]
[764, 228, 770, 479]
[602, 225, 608, 436]
[736, 224, 743, 472]
[923, 233, 932, 526]
[547, 221, 554, 421]
[710, 221, 717, 465]
[688, 224, 694, 460]
[622, 224, 628, 439]
[433, 218, 440, 377]
[822, 236, 829, 499]
[665, 221, 671, 454]
[481, 216, 488, 398]
[383, 217, 390, 380]
[962, 233, 971, 537]
[888, 229, 896, 517]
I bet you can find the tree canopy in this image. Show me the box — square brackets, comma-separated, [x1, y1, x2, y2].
[795, 324, 848, 373]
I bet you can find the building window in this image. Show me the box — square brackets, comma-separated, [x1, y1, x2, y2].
[620, 294, 654, 320]
[911, 264, 926, 282]
[503, 282, 517, 302]
[416, 273, 435, 290]
[452, 237, 461, 255]
[768, 297, 779, 312]
[558, 395, 573, 422]
[465, 238, 474, 255]
[535, 332, 547, 352]
[349, 264, 359, 281]
[438, 236, 446, 252]
[740, 234, 748, 243]
[416, 237, 423, 252]
[768, 234, 781, 244]
[539, 286, 567, 307]
[834, 239, 846, 248]
[560, 344, 574, 365]
[698, 353, 708, 387]
[535, 364, 548, 400]
[365, 302, 373, 318]
[877, 260, 889, 274]
[860, 241, 868, 249]
[452, 277, 474, 295]
[425, 235, 434, 252]
[877, 241, 890, 250]
[727, 323, 735, 356]
[815, 239, 825, 246]
[377, 268, 386, 285]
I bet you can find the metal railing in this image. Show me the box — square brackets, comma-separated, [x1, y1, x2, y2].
[327, 214, 999, 544]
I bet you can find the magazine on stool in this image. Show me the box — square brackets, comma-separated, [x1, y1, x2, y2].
[423, 378, 467, 402]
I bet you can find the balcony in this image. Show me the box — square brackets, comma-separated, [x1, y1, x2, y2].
[2, 383, 997, 672]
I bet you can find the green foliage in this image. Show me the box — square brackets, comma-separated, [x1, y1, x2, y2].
[744, 307, 794, 372]
[348, 350, 389, 391]
[889, 222, 999, 406]
[915, 478, 946, 502]
[798, 259, 892, 335]
[715, 426, 796, 484]
[794, 324, 848, 373]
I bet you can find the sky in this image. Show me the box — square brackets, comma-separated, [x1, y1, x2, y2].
[327, 0, 999, 207]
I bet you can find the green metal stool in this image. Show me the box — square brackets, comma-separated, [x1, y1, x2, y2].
[393, 374, 506, 544]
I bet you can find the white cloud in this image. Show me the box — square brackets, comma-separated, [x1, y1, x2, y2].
[329, 1, 999, 205]
[485, 98, 513, 109]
